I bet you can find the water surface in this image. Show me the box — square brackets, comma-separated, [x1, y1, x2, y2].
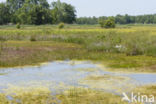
[0, 61, 155, 93]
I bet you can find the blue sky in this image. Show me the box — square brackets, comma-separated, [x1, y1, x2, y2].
[1, 0, 156, 17]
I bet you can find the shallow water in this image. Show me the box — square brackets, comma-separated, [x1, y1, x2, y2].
[0, 61, 155, 93]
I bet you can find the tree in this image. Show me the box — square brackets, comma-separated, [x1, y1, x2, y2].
[26, 0, 49, 8]
[13, 0, 51, 25]
[7, 0, 25, 13]
[62, 3, 76, 24]
[51, 0, 76, 24]
[0, 3, 10, 25]
[76, 17, 98, 24]
[7, 0, 49, 12]
[28, 5, 52, 25]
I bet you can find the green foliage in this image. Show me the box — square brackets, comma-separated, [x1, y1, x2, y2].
[6, 0, 49, 12]
[51, 0, 76, 24]
[99, 18, 115, 28]
[2, 0, 156, 25]
[76, 14, 156, 25]
[58, 22, 65, 29]
[104, 18, 116, 28]
[99, 21, 104, 28]
[16, 23, 21, 29]
[15, 1, 52, 25]
[0, 25, 156, 71]
[3, 0, 75, 25]
[76, 17, 98, 24]
[0, 3, 10, 25]
[30, 35, 37, 41]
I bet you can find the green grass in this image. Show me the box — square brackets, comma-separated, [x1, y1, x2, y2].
[0, 86, 128, 104]
[0, 85, 155, 104]
[134, 85, 156, 97]
[0, 25, 155, 72]
[0, 41, 155, 72]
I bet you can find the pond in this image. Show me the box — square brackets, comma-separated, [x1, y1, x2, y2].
[0, 61, 155, 94]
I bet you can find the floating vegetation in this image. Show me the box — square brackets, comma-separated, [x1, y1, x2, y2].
[80, 74, 137, 94]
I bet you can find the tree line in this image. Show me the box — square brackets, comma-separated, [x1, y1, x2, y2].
[0, 0, 76, 25]
[76, 14, 156, 25]
[0, 0, 156, 25]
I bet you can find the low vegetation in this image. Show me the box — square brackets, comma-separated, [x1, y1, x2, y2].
[0, 25, 156, 72]
[0, 85, 155, 104]
[58, 23, 65, 29]
[16, 23, 21, 29]
[0, 86, 128, 104]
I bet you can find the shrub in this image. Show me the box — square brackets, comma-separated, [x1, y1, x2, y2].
[99, 21, 104, 28]
[99, 18, 115, 28]
[16, 23, 21, 29]
[30, 35, 37, 41]
[58, 23, 65, 29]
[104, 18, 115, 28]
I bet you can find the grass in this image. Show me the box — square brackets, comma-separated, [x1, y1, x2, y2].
[0, 41, 155, 72]
[0, 25, 155, 72]
[0, 24, 156, 103]
[134, 85, 156, 97]
[80, 74, 135, 94]
[0, 86, 128, 104]
[57, 88, 128, 104]
[0, 85, 155, 104]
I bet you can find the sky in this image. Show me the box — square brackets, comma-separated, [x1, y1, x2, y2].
[0, 0, 156, 17]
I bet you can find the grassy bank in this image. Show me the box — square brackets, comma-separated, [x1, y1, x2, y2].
[0, 85, 155, 104]
[0, 86, 128, 104]
[0, 25, 156, 72]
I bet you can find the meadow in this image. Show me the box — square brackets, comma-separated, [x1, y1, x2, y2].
[0, 24, 156, 72]
[0, 24, 156, 104]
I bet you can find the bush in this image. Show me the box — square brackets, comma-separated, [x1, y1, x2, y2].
[104, 18, 115, 28]
[99, 18, 115, 28]
[58, 23, 65, 29]
[16, 23, 21, 29]
[99, 21, 105, 28]
[30, 35, 37, 41]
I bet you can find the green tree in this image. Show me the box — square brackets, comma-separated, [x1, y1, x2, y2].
[7, 0, 25, 12]
[0, 3, 10, 25]
[14, 0, 51, 25]
[51, 0, 76, 24]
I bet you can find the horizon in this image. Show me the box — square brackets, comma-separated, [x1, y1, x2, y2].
[0, 0, 156, 17]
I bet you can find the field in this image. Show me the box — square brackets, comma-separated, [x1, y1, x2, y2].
[0, 24, 156, 104]
[0, 24, 156, 72]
